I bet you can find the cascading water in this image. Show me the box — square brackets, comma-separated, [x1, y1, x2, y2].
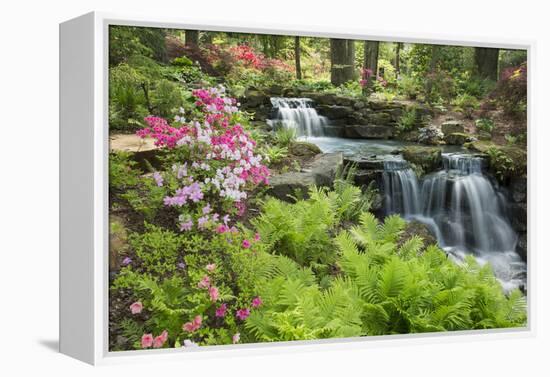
[268, 97, 330, 137]
[383, 153, 526, 291]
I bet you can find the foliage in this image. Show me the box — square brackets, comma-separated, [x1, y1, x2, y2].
[274, 127, 297, 148]
[486, 147, 516, 182]
[109, 152, 141, 190]
[397, 106, 419, 133]
[261, 145, 289, 165]
[475, 118, 495, 134]
[491, 63, 527, 119]
[245, 212, 526, 342]
[452, 93, 480, 119]
[109, 26, 167, 66]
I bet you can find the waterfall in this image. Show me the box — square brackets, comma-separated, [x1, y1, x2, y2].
[269, 97, 330, 137]
[382, 153, 526, 290]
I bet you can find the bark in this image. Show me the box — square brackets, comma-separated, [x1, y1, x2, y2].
[330, 39, 356, 86]
[474, 47, 500, 81]
[185, 30, 199, 47]
[395, 42, 403, 77]
[295, 36, 302, 80]
[363, 40, 379, 88]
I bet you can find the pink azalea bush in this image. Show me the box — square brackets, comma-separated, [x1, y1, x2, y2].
[137, 86, 270, 234]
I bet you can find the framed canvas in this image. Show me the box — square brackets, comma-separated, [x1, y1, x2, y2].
[60, 11, 534, 365]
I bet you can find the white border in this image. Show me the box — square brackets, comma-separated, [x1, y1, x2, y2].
[65, 11, 536, 365]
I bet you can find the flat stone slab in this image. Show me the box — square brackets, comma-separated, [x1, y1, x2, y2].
[110, 134, 158, 153]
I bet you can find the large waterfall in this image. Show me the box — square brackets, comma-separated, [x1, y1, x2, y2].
[383, 153, 526, 291]
[269, 97, 330, 137]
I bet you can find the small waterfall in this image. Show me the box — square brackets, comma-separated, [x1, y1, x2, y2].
[382, 152, 526, 290]
[269, 97, 330, 137]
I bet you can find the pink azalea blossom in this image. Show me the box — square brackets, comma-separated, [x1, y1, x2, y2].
[216, 224, 229, 234]
[215, 303, 227, 318]
[232, 332, 240, 344]
[141, 333, 154, 348]
[206, 263, 216, 272]
[129, 301, 143, 314]
[198, 275, 210, 289]
[153, 330, 168, 348]
[251, 296, 262, 308]
[254, 233, 261, 242]
[182, 315, 202, 333]
[242, 239, 251, 249]
[209, 286, 220, 302]
[236, 308, 250, 321]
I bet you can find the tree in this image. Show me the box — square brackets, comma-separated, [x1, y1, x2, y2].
[363, 41, 379, 87]
[330, 39, 356, 86]
[395, 42, 403, 77]
[295, 36, 302, 80]
[474, 47, 499, 81]
[185, 30, 200, 47]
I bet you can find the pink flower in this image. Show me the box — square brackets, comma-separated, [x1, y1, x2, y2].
[130, 301, 143, 314]
[182, 315, 202, 333]
[254, 233, 261, 242]
[216, 224, 229, 234]
[215, 303, 227, 318]
[206, 263, 216, 272]
[153, 330, 168, 348]
[232, 332, 240, 344]
[242, 239, 251, 249]
[209, 286, 220, 302]
[141, 333, 154, 348]
[236, 308, 250, 321]
[198, 275, 210, 289]
[251, 296, 262, 308]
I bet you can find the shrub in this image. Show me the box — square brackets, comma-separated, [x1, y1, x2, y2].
[491, 63, 527, 119]
[109, 152, 141, 190]
[475, 118, 495, 134]
[397, 106, 419, 132]
[452, 93, 480, 119]
[274, 127, 297, 148]
[486, 147, 516, 182]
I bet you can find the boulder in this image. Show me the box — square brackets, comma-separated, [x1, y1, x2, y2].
[444, 132, 475, 145]
[317, 104, 354, 119]
[397, 220, 438, 249]
[509, 202, 527, 232]
[268, 153, 343, 201]
[368, 112, 393, 125]
[516, 233, 527, 262]
[109, 134, 161, 169]
[344, 156, 386, 170]
[401, 146, 442, 173]
[241, 89, 270, 108]
[344, 125, 394, 139]
[417, 125, 444, 145]
[510, 176, 527, 203]
[289, 141, 322, 157]
[441, 120, 465, 135]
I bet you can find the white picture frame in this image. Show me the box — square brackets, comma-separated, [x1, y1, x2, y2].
[59, 11, 535, 365]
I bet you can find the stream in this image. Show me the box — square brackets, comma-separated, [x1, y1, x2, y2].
[269, 97, 527, 291]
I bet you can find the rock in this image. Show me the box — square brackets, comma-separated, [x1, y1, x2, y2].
[242, 89, 270, 108]
[353, 101, 366, 110]
[516, 233, 527, 262]
[268, 153, 343, 201]
[368, 112, 393, 125]
[309, 152, 344, 186]
[417, 125, 444, 145]
[441, 120, 465, 135]
[510, 176, 527, 203]
[344, 125, 394, 139]
[397, 220, 438, 249]
[317, 104, 354, 119]
[109, 216, 129, 271]
[289, 141, 322, 157]
[267, 171, 316, 201]
[444, 132, 474, 145]
[368, 99, 403, 111]
[314, 93, 339, 105]
[322, 125, 346, 137]
[353, 169, 383, 186]
[344, 156, 386, 170]
[509, 202, 527, 232]
[401, 146, 442, 173]
[334, 96, 354, 107]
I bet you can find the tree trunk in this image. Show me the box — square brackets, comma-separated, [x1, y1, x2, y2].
[363, 40, 379, 89]
[474, 47, 499, 81]
[295, 36, 302, 80]
[185, 30, 200, 47]
[395, 42, 402, 77]
[330, 39, 355, 86]
[425, 45, 440, 103]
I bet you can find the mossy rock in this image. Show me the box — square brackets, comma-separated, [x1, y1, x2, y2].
[289, 141, 322, 157]
[465, 141, 527, 179]
[401, 146, 442, 173]
[444, 132, 474, 145]
[397, 220, 437, 249]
